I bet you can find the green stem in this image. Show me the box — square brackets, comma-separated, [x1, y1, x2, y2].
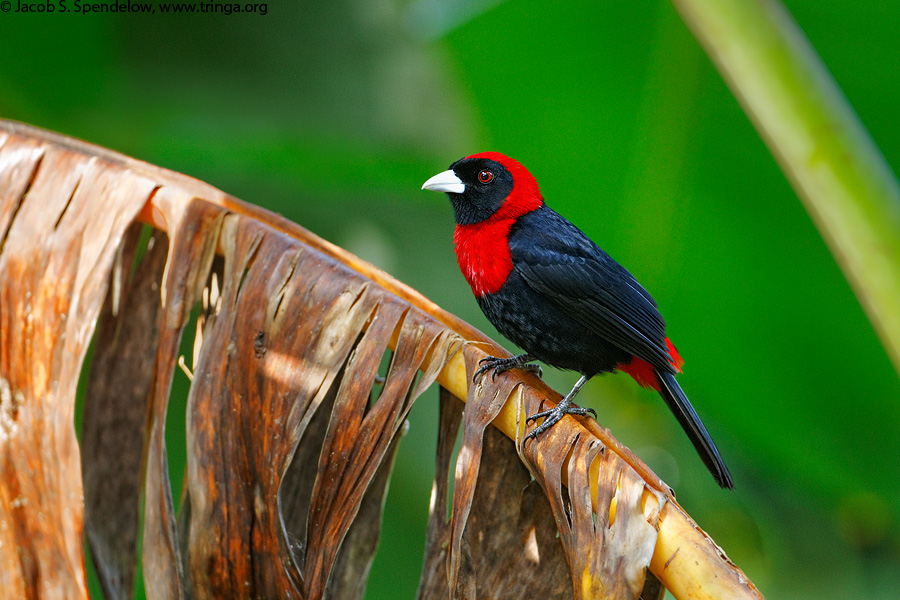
[672, 0, 900, 376]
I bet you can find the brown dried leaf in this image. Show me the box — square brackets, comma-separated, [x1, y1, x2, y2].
[82, 226, 168, 600]
[447, 350, 524, 596]
[0, 129, 158, 599]
[519, 385, 666, 600]
[177, 210, 463, 598]
[437, 346, 669, 600]
[416, 387, 463, 600]
[325, 421, 404, 600]
[144, 199, 225, 600]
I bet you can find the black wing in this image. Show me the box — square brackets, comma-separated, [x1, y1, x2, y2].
[509, 207, 677, 372]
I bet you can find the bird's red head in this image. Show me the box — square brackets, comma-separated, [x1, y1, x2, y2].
[433, 152, 544, 225]
[422, 153, 545, 296]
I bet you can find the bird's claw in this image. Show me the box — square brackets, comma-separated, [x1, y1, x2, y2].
[523, 403, 597, 442]
[472, 355, 542, 383]
[472, 357, 498, 383]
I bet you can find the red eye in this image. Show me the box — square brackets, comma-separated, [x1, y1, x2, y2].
[478, 170, 493, 183]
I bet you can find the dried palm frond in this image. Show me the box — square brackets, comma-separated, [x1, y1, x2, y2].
[0, 120, 762, 600]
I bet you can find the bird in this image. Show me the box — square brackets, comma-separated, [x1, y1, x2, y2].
[422, 152, 733, 489]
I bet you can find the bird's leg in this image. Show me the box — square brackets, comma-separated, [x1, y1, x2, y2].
[473, 353, 542, 383]
[524, 374, 597, 441]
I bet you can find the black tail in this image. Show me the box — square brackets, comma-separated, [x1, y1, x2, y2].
[656, 370, 734, 489]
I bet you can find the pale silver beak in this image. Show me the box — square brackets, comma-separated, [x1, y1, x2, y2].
[422, 169, 465, 194]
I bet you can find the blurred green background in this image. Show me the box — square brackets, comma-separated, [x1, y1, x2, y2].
[4, 0, 900, 598]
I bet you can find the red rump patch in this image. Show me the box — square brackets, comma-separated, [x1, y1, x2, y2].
[667, 338, 685, 371]
[453, 153, 544, 297]
[618, 337, 684, 391]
